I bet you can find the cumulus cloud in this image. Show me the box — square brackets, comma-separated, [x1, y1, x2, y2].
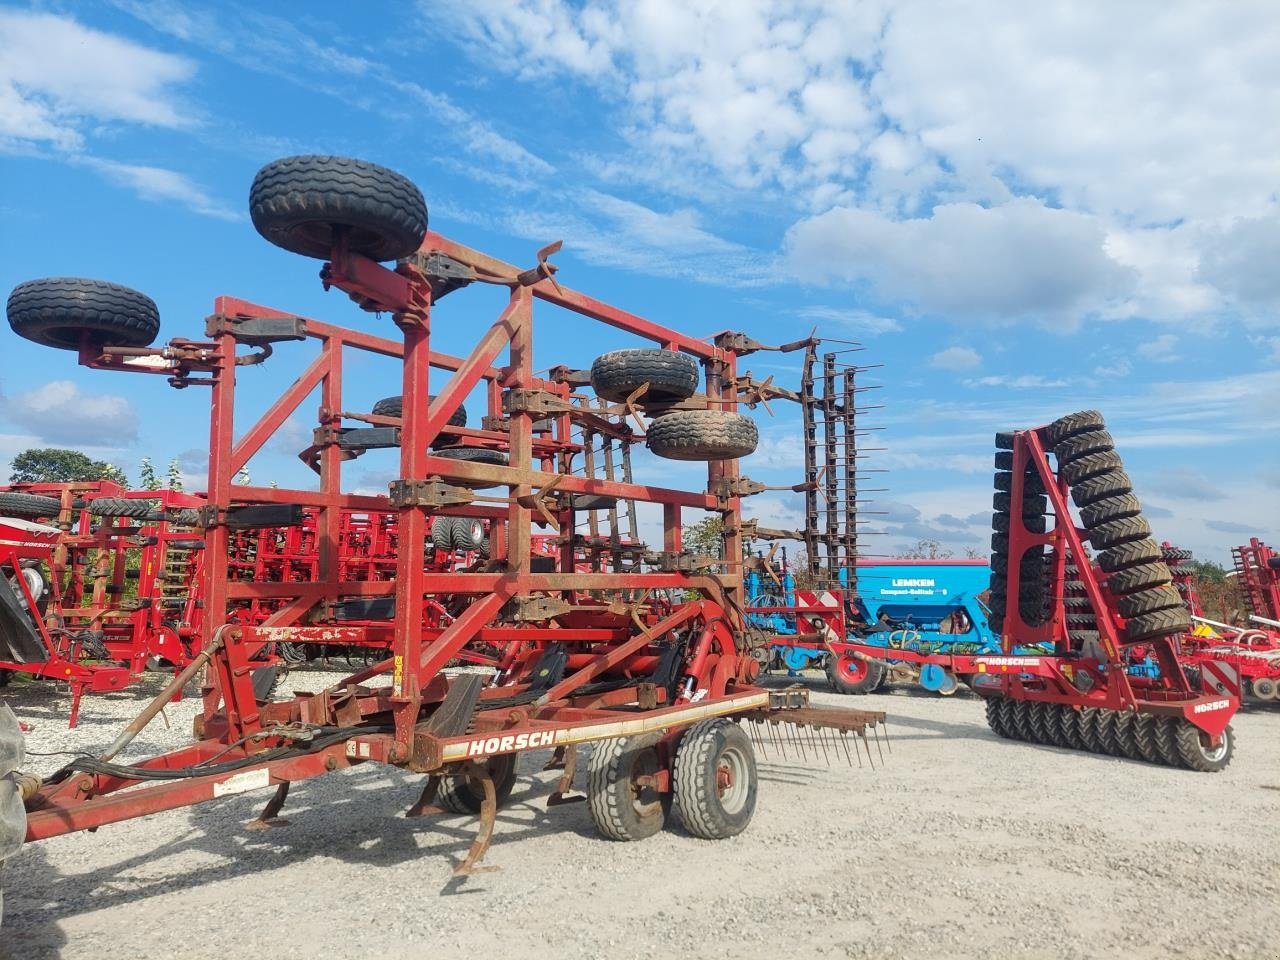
[796, 306, 901, 335]
[0, 9, 195, 150]
[1, 380, 138, 444]
[1198, 216, 1280, 306]
[786, 199, 1135, 321]
[1136, 334, 1179, 362]
[930, 347, 981, 371]
[1145, 468, 1227, 503]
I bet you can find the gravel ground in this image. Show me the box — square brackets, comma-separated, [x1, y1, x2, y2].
[1, 669, 1278, 960]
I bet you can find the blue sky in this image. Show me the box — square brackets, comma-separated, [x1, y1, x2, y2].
[1, 1, 1278, 563]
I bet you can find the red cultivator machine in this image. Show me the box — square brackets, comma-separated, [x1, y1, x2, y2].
[0, 484, 206, 724]
[1180, 538, 1280, 703]
[0, 155, 886, 910]
[978, 411, 1238, 770]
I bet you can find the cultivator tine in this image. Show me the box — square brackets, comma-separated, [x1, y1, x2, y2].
[453, 765, 500, 877]
[547, 745, 585, 806]
[872, 725, 885, 764]
[246, 781, 290, 831]
[543, 745, 568, 771]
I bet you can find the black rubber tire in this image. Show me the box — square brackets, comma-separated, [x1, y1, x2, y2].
[1117, 584, 1184, 619]
[1059, 706, 1083, 749]
[1045, 410, 1105, 447]
[433, 446, 509, 490]
[1071, 471, 1132, 508]
[0, 492, 60, 518]
[1010, 702, 1035, 741]
[587, 733, 669, 841]
[430, 516, 454, 552]
[1113, 712, 1144, 760]
[87, 498, 159, 519]
[1133, 714, 1162, 764]
[1060, 450, 1124, 486]
[249, 155, 426, 261]
[992, 513, 1047, 535]
[1089, 516, 1153, 551]
[994, 450, 1014, 471]
[1095, 709, 1121, 755]
[1125, 606, 1190, 642]
[646, 410, 758, 461]
[371, 395, 467, 427]
[1080, 494, 1144, 529]
[437, 754, 518, 814]
[1066, 613, 1098, 629]
[992, 472, 1046, 495]
[451, 517, 485, 551]
[673, 719, 757, 839]
[985, 698, 1010, 737]
[7, 277, 160, 350]
[1025, 702, 1050, 744]
[1267, 557, 1280, 571]
[1063, 596, 1093, 609]
[1054, 430, 1114, 467]
[1174, 721, 1233, 772]
[1078, 708, 1104, 753]
[1068, 629, 1101, 648]
[590, 349, 700, 404]
[1107, 562, 1173, 596]
[1099, 538, 1163, 573]
[1153, 717, 1182, 766]
[825, 654, 885, 695]
[993, 492, 1047, 515]
[994, 431, 1015, 450]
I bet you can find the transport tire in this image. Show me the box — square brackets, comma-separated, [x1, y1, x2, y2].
[993, 450, 1014, 471]
[985, 698, 1009, 737]
[590, 349, 700, 404]
[1113, 712, 1143, 760]
[1060, 450, 1124, 486]
[1053, 430, 1114, 466]
[826, 653, 884, 695]
[451, 517, 485, 551]
[1071, 471, 1132, 508]
[1089, 516, 1153, 551]
[1116, 584, 1183, 620]
[1079, 494, 1143, 529]
[1025, 702, 1049, 744]
[1059, 707, 1084, 749]
[994, 431, 1015, 450]
[0, 492, 60, 519]
[1098, 538, 1163, 573]
[1044, 410, 1105, 447]
[1010, 701, 1035, 741]
[430, 517, 455, 552]
[1174, 721, 1233, 772]
[437, 753, 518, 814]
[1078, 708, 1104, 753]
[1095, 709, 1123, 755]
[992, 492, 1047, 515]
[587, 733, 669, 841]
[371, 394, 467, 427]
[996, 698, 1019, 738]
[991, 513, 1047, 535]
[1107, 563, 1172, 596]
[249, 155, 427, 261]
[1251, 677, 1278, 700]
[86, 498, 159, 519]
[993, 472, 1046, 495]
[7, 277, 159, 350]
[646, 410, 758, 461]
[1124, 606, 1190, 643]
[673, 719, 757, 840]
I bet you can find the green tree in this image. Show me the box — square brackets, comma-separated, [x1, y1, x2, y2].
[138, 457, 161, 491]
[166, 458, 184, 492]
[681, 515, 723, 557]
[9, 448, 128, 486]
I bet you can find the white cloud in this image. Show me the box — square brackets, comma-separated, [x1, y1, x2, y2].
[437, 1, 1280, 325]
[964, 375, 1070, 389]
[1199, 216, 1280, 307]
[0, 10, 195, 151]
[786, 199, 1135, 321]
[1, 381, 139, 445]
[930, 346, 981, 371]
[80, 158, 240, 221]
[796, 306, 901, 335]
[1136, 333, 1179, 362]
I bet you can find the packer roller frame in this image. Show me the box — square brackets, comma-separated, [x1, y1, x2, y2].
[977, 415, 1238, 771]
[2, 156, 884, 890]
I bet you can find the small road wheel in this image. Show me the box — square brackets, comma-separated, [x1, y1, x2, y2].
[371, 394, 467, 427]
[87, 497, 160, 519]
[825, 653, 884, 695]
[7, 277, 159, 350]
[0, 492, 60, 519]
[588, 733, 668, 841]
[438, 754, 518, 815]
[646, 410, 758, 461]
[674, 718, 757, 840]
[1174, 722, 1233, 773]
[590, 348, 700, 404]
[1249, 677, 1277, 700]
[249, 155, 427, 261]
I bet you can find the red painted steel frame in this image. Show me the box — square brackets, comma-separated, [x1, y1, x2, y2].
[19, 233, 781, 845]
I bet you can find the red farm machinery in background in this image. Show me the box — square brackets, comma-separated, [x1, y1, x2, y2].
[0, 484, 206, 724]
[978, 411, 1238, 770]
[1179, 537, 1280, 703]
[0, 154, 887, 898]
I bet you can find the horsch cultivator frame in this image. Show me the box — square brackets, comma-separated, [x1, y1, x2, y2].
[0, 156, 884, 906]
